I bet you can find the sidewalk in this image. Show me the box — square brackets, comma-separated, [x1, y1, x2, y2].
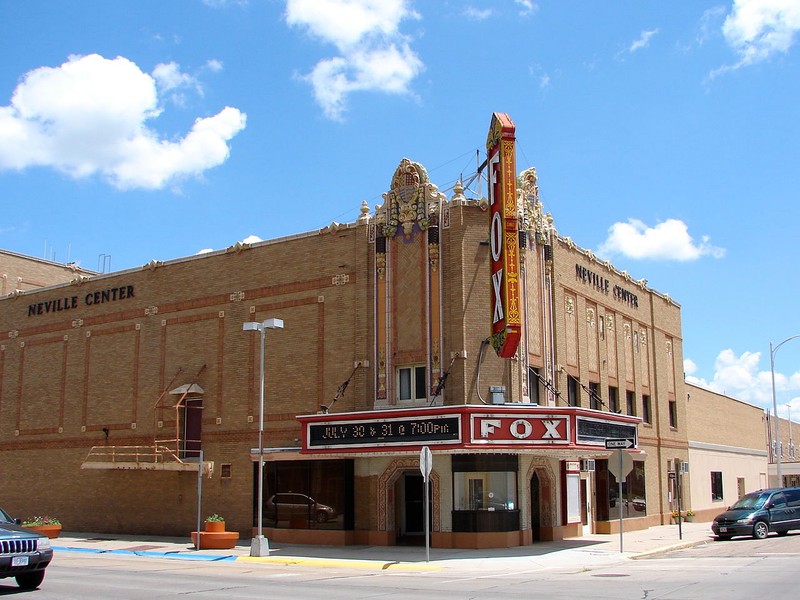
[51, 521, 715, 573]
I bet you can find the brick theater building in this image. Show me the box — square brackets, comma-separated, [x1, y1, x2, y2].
[0, 114, 690, 548]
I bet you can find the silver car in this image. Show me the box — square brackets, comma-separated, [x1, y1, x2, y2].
[265, 493, 338, 523]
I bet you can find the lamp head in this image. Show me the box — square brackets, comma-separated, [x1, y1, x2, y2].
[262, 318, 284, 329]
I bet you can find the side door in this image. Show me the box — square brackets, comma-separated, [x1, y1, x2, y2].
[767, 492, 790, 532]
[785, 489, 800, 530]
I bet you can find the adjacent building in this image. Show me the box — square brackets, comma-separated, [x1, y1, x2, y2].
[685, 383, 769, 521]
[0, 249, 95, 296]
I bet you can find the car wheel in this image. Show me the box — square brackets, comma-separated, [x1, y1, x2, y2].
[753, 521, 769, 540]
[16, 570, 45, 590]
[316, 511, 329, 523]
[715, 534, 732, 541]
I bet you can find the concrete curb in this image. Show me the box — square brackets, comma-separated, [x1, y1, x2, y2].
[629, 538, 709, 559]
[236, 555, 441, 571]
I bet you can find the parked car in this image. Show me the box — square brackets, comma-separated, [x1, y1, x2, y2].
[265, 493, 338, 523]
[0, 506, 53, 590]
[712, 487, 800, 540]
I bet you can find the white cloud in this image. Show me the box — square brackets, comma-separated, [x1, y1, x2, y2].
[241, 234, 262, 244]
[515, 0, 537, 16]
[464, 7, 493, 21]
[0, 54, 246, 190]
[196, 248, 215, 255]
[698, 6, 728, 46]
[629, 29, 659, 52]
[597, 218, 726, 261]
[684, 358, 698, 376]
[206, 59, 224, 72]
[152, 62, 202, 107]
[152, 62, 199, 92]
[713, 0, 800, 76]
[687, 348, 800, 417]
[285, 0, 423, 120]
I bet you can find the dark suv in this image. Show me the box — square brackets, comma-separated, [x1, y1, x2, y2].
[0, 506, 53, 590]
[712, 487, 800, 540]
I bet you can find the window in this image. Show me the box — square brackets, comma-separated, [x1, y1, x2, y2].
[711, 471, 723, 501]
[642, 395, 652, 424]
[626, 390, 636, 416]
[608, 386, 618, 413]
[595, 459, 647, 520]
[455, 472, 516, 511]
[528, 367, 541, 405]
[452, 455, 518, 511]
[669, 399, 678, 428]
[397, 365, 427, 402]
[786, 489, 800, 508]
[452, 455, 519, 533]
[589, 382, 600, 410]
[568, 376, 579, 407]
[263, 459, 353, 530]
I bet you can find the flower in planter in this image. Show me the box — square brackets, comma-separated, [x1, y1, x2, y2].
[204, 513, 224, 522]
[686, 509, 695, 517]
[22, 516, 60, 526]
[671, 510, 680, 519]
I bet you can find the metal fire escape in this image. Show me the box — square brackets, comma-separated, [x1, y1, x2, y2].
[81, 366, 211, 473]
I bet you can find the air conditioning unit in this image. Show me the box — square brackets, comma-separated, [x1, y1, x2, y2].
[580, 459, 596, 472]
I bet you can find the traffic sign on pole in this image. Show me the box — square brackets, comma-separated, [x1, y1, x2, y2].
[420, 446, 433, 482]
[607, 449, 634, 479]
[419, 446, 433, 563]
[605, 438, 635, 449]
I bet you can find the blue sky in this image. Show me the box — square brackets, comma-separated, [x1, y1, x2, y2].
[2, 0, 799, 420]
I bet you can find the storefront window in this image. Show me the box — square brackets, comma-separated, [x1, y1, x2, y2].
[454, 471, 516, 510]
[452, 455, 519, 532]
[595, 459, 647, 521]
[259, 459, 353, 530]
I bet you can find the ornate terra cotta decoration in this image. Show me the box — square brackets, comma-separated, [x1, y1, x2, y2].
[518, 167, 553, 247]
[381, 158, 443, 240]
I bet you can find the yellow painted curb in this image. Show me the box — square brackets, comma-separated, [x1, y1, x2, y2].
[236, 556, 441, 571]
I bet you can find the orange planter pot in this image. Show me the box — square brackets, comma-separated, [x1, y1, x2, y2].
[26, 524, 62, 539]
[191, 531, 238, 549]
[204, 521, 225, 533]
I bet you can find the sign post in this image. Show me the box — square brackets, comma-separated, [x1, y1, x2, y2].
[420, 445, 433, 562]
[605, 438, 635, 553]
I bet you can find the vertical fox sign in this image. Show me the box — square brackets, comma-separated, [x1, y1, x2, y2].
[486, 113, 521, 358]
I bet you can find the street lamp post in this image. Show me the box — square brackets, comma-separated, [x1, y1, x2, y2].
[769, 334, 800, 489]
[243, 317, 284, 557]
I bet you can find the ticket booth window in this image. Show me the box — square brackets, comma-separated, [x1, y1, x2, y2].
[452, 455, 519, 532]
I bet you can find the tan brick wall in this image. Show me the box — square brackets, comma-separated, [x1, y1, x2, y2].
[0, 229, 376, 535]
[686, 383, 766, 449]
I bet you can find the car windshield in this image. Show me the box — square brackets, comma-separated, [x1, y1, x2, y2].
[730, 492, 769, 510]
[0, 507, 13, 524]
